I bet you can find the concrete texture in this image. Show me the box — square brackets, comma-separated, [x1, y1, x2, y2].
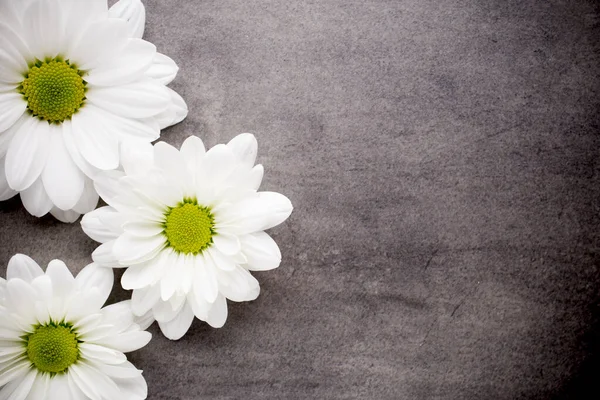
[1, 0, 600, 398]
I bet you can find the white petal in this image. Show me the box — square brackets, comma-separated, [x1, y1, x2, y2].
[20, 178, 53, 217]
[227, 133, 257, 170]
[113, 233, 166, 265]
[88, 78, 171, 119]
[109, 0, 146, 39]
[23, 371, 49, 400]
[0, 158, 17, 201]
[79, 343, 126, 365]
[111, 370, 147, 400]
[60, 120, 97, 179]
[240, 231, 282, 271]
[85, 39, 155, 87]
[22, 0, 64, 59]
[70, 363, 121, 400]
[133, 309, 154, 330]
[70, 179, 99, 215]
[46, 259, 75, 298]
[7, 254, 43, 282]
[0, 361, 33, 396]
[91, 241, 119, 266]
[153, 141, 190, 189]
[71, 107, 120, 170]
[41, 129, 85, 210]
[218, 266, 260, 302]
[92, 170, 126, 206]
[0, 93, 26, 133]
[206, 294, 228, 328]
[92, 330, 151, 353]
[5, 117, 51, 191]
[247, 164, 264, 191]
[0, 367, 36, 400]
[0, 114, 26, 158]
[180, 135, 205, 174]
[81, 206, 122, 243]
[131, 284, 161, 316]
[154, 87, 188, 129]
[68, 19, 128, 70]
[92, 360, 142, 379]
[0, 23, 33, 69]
[0, 50, 25, 84]
[121, 255, 166, 290]
[157, 302, 194, 340]
[75, 263, 114, 306]
[122, 220, 163, 238]
[145, 52, 178, 85]
[120, 140, 154, 176]
[213, 232, 241, 255]
[192, 255, 218, 303]
[49, 207, 81, 223]
[225, 192, 293, 234]
[200, 144, 237, 187]
[46, 372, 74, 400]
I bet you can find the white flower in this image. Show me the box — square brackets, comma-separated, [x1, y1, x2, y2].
[0, 0, 188, 222]
[0, 254, 152, 399]
[81, 134, 293, 340]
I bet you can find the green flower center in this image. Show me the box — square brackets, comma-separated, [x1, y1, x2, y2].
[19, 58, 86, 124]
[26, 323, 79, 373]
[164, 200, 215, 254]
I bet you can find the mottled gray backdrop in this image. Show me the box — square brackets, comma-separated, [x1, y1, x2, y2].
[1, 0, 600, 399]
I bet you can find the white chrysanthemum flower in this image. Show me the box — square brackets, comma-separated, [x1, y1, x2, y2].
[0, 254, 152, 399]
[81, 134, 293, 340]
[0, 0, 188, 222]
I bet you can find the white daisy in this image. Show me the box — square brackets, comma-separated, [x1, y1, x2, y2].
[0, 0, 188, 222]
[0, 254, 152, 399]
[81, 134, 293, 340]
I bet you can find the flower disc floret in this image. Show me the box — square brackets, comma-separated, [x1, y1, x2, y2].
[164, 200, 215, 254]
[26, 323, 79, 373]
[20, 58, 86, 123]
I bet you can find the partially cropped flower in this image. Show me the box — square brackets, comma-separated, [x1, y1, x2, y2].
[0, 0, 187, 222]
[81, 134, 293, 340]
[0, 254, 152, 399]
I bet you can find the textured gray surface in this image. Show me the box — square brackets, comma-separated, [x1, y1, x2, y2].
[1, 0, 600, 399]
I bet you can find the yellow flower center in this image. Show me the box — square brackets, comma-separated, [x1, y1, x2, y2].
[163, 200, 215, 254]
[26, 323, 80, 373]
[19, 58, 86, 123]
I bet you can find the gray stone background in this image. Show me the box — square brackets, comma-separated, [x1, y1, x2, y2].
[1, 0, 599, 399]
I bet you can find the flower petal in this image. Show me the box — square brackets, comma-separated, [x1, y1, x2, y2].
[227, 133, 257, 170]
[5, 117, 51, 191]
[0, 93, 26, 133]
[145, 52, 178, 85]
[68, 19, 128, 70]
[19, 178, 53, 217]
[49, 207, 81, 223]
[240, 231, 282, 271]
[46, 259, 75, 298]
[109, 0, 146, 39]
[7, 254, 43, 283]
[113, 233, 166, 265]
[157, 302, 194, 340]
[41, 129, 85, 210]
[88, 78, 171, 119]
[85, 38, 155, 87]
[81, 206, 122, 243]
[71, 106, 120, 170]
[153, 87, 188, 129]
[206, 294, 228, 328]
[75, 263, 114, 306]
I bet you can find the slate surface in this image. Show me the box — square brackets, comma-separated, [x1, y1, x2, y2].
[1, 0, 600, 399]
